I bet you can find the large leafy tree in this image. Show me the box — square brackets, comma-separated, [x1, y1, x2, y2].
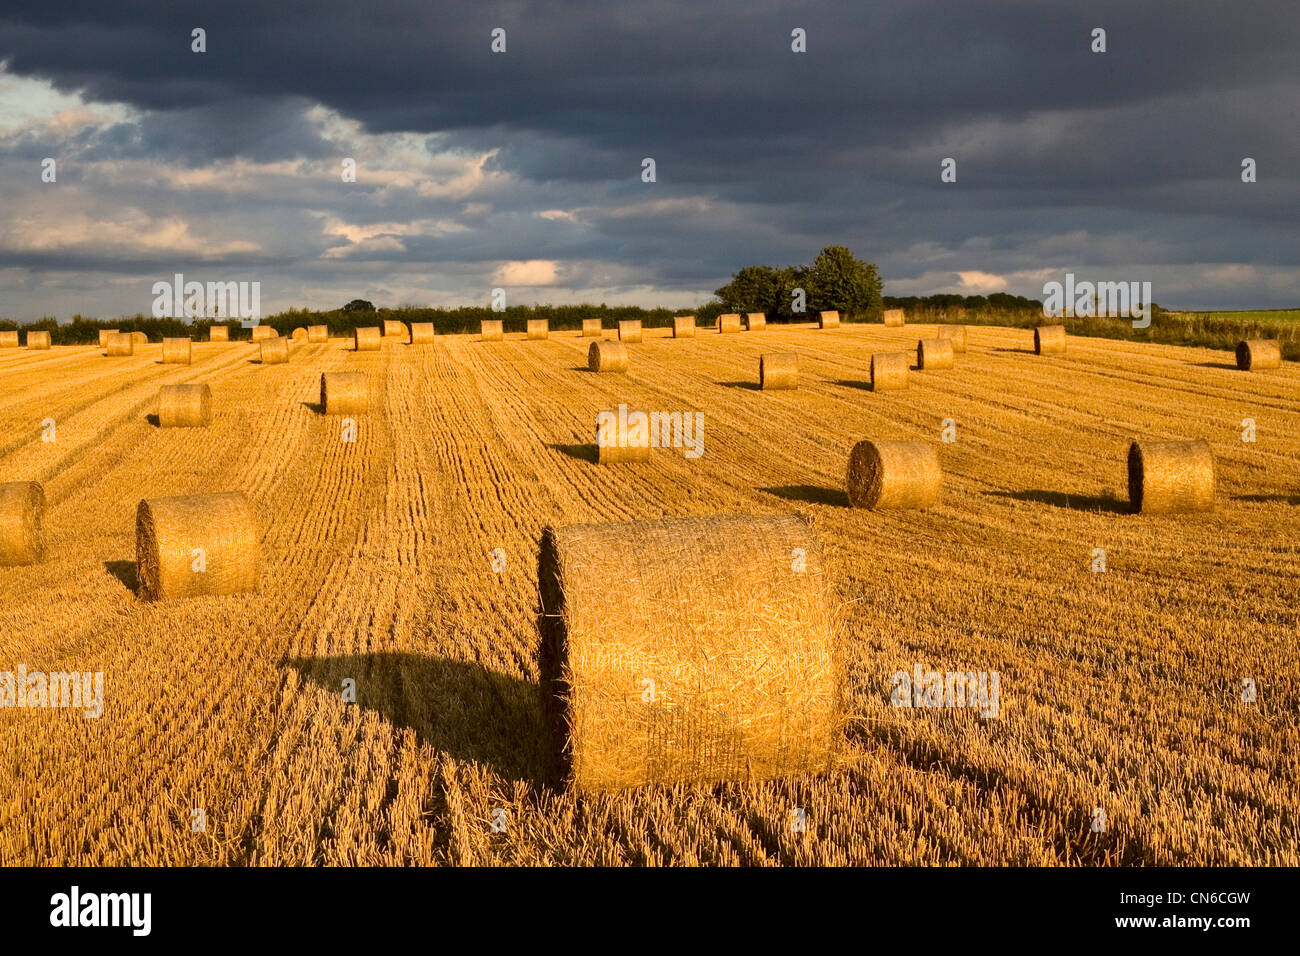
[802, 245, 882, 315]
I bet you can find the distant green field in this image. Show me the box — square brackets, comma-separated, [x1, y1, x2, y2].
[1171, 309, 1300, 323]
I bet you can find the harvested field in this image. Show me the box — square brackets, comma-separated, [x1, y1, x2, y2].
[0, 323, 1297, 866]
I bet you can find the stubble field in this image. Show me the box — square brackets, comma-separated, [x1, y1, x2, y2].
[0, 321, 1296, 866]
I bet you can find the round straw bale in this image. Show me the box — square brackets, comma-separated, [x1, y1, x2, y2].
[588, 340, 629, 373]
[98, 329, 120, 347]
[26, 330, 51, 350]
[672, 315, 695, 338]
[250, 325, 276, 343]
[882, 308, 906, 327]
[291, 327, 307, 341]
[1236, 339, 1281, 371]
[161, 337, 192, 364]
[320, 371, 368, 415]
[538, 512, 841, 792]
[746, 312, 767, 331]
[1035, 325, 1067, 355]
[1127, 439, 1215, 514]
[870, 352, 909, 391]
[382, 320, 408, 339]
[0, 481, 45, 566]
[158, 384, 212, 427]
[259, 337, 289, 364]
[130, 331, 148, 347]
[596, 410, 650, 464]
[936, 324, 967, 352]
[0, 331, 17, 348]
[306, 324, 328, 343]
[105, 332, 134, 356]
[819, 310, 840, 329]
[135, 492, 258, 601]
[846, 440, 942, 509]
[760, 352, 798, 390]
[355, 326, 382, 350]
[718, 313, 743, 333]
[409, 322, 435, 344]
[581, 318, 602, 337]
[917, 338, 955, 370]
[618, 319, 643, 343]
[480, 319, 504, 342]
[527, 318, 549, 340]
[208, 325, 229, 342]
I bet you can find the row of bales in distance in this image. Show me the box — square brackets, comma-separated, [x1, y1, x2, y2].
[0, 304, 1276, 793]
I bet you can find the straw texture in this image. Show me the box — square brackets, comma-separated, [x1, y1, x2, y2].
[208, 326, 229, 342]
[355, 326, 382, 350]
[259, 338, 289, 364]
[291, 327, 307, 341]
[1128, 439, 1215, 514]
[527, 319, 549, 340]
[130, 332, 148, 348]
[846, 440, 942, 509]
[25, 330, 50, 350]
[917, 338, 955, 370]
[98, 329, 119, 347]
[383, 320, 408, 339]
[746, 312, 767, 331]
[819, 310, 840, 329]
[618, 320, 643, 343]
[480, 319, 504, 342]
[883, 309, 906, 327]
[321, 371, 368, 415]
[1236, 339, 1281, 371]
[251, 325, 277, 343]
[1035, 325, 1067, 355]
[760, 352, 798, 390]
[588, 341, 629, 373]
[307, 325, 328, 343]
[596, 411, 650, 463]
[718, 313, 743, 334]
[537, 512, 842, 792]
[936, 325, 967, 353]
[672, 316, 695, 338]
[870, 352, 909, 391]
[158, 384, 212, 428]
[105, 332, 133, 356]
[161, 338, 192, 364]
[581, 318, 602, 337]
[0, 481, 45, 566]
[409, 323, 435, 344]
[0, 331, 16, 348]
[136, 492, 259, 601]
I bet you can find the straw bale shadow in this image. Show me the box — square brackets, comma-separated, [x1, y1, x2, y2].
[719, 381, 761, 390]
[988, 489, 1128, 513]
[549, 442, 597, 463]
[1196, 361, 1241, 370]
[300, 401, 325, 415]
[287, 653, 551, 786]
[1235, 493, 1300, 505]
[761, 485, 850, 507]
[104, 560, 138, 592]
[830, 379, 872, 391]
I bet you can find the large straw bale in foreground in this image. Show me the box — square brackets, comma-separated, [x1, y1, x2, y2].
[1236, 339, 1281, 371]
[538, 512, 842, 792]
[355, 326, 382, 350]
[26, 331, 51, 350]
[409, 323, 435, 344]
[480, 319, 504, 342]
[306, 325, 328, 343]
[870, 352, 909, 391]
[581, 318, 602, 337]
[0, 481, 45, 566]
[527, 319, 549, 340]
[618, 319, 643, 343]
[672, 315, 695, 338]
[760, 352, 798, 390]
[157, 384, 211, 427]
[105, 332, 133, 356]
[136, 492, 258, 601]
[883, 308, 906, 327]
[588, 341, 629, 373]
[1035, 325, 1067, 355]
[819, 310, 840, 329]
[936, 324, 967, 353]
[259, 338, 289, 364]
[746, 312, 767, 331]
[846, 440, 942, 509]
[161, 338, 192, 364]
[1127, 440, 1215, 514]
[321, 371, 367, 415]
[917, 338, 955, 370]
[717, 313, 742, 334]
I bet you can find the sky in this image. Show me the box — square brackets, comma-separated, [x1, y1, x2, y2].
[0, 0, 1297, 321]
